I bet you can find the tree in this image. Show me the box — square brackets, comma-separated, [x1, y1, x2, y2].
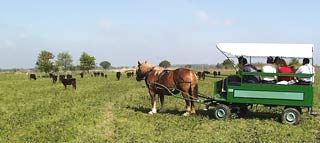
[222, 59, 234, 69]
[216, 63, 224, 69]
[184, 64, 192, 68]
[36, 50, 55, 73]
[159, 60, 171, 68]
[289, 58, 301, 69]
[56, 52, 73, 71]
[52, 64, 59, 73]
[79, 52, 96, 72]
[100, 61, 111, 70]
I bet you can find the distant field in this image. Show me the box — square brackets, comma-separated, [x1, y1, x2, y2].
[0, 72, 319, 142]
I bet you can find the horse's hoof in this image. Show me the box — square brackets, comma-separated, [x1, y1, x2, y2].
[148, 111, 156, 115]
[183, 112, 190, 116]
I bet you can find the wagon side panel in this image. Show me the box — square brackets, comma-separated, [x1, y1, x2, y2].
[226, 84, 313, 107]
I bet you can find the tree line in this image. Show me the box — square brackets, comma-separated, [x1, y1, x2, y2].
[36, 50, 111, 73]
[35, 50, 172, 74]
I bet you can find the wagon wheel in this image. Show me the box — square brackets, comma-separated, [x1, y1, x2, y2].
[281, 107, 301, 125]
[214, 104, 231, 120]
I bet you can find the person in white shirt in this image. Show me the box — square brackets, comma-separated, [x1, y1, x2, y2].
[261, 56, 277, 84]
[295, 58, 315, 85]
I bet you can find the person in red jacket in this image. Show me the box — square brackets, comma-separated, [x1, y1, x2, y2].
[278, 59, 293, 81]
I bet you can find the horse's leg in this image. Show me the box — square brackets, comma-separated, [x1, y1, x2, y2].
[182, 92, 192, 116]
[149, 90, 157, 114]
[159, 94, 166, 113]
[190, 84, 198, 114]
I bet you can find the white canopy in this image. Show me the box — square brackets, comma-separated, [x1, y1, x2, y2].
[216, 43, 314, 58]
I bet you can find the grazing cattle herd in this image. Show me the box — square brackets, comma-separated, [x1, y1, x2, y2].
[27, 70, 220, 90]
[197, 70, 216, 80]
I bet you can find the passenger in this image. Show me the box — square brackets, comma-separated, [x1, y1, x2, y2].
[238, 56, 259, 83]
[274, 56, 281, 66]
[295, 58, 315, 85]
[261, 56, 277, 84]
[278, 59, 294, 82]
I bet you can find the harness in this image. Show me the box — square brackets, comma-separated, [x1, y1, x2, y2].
[144, 68, 170, 90]
[154, 70, 179, 93]
[143, 69, 196, 97]
[155, 70, 170, 83]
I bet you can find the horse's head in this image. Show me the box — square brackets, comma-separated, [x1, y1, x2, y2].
[136, 61, 154, 81]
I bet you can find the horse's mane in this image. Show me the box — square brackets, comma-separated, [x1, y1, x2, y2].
[142, 62, 165, 74]
[153, 66, 164, 71]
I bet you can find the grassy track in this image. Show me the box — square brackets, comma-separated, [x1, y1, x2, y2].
[0, 72, 319, 142]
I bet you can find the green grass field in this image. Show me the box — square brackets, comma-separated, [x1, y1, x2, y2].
[0, 72, 319, 142]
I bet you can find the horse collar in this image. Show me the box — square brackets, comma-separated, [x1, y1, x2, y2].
[144, 66, 158, 88]
[146, 66, 156, 76]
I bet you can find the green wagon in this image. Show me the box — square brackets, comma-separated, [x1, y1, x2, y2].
[211, 43, 315, 125]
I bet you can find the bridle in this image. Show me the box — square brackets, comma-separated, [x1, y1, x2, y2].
[136, 66, 156, 81]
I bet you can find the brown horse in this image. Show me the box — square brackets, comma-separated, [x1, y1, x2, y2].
[136, 61, 198, 116]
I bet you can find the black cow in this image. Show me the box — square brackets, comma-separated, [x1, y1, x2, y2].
[202, 71, 210, 80]
[197, 71, 209, 80]
[62, 78, 76, 89]
[116, 72, 122, 80]
[197, 72, 202, 80]
[52, 75, 58, 83]
[104, 74, 108, 78]
[213, 71, 221, 77]
[126, 72, 134, 78]
[213, 71, 218, 76]
[29, 74, 37, 80]
[93, 72, 101, 77]
[101, 73, 105, 77]
[67, 74, 72, 79]
[59, 75, 65, 82]
[80, 72, 84, 78]
[203, 71, 210, 74]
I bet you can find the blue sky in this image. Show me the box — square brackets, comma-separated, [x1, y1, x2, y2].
[0, 0, 319, 69]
